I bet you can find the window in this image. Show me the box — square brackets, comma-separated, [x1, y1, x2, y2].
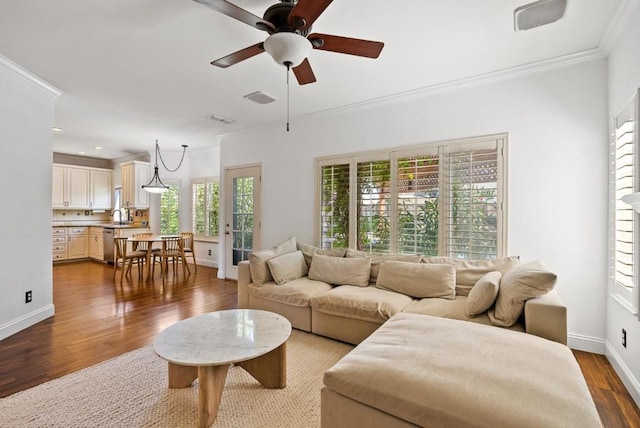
[316, 135, 506, 259]
[611, 90, 639, 313]
[192, 178, 220, 238]
[160, 182, 180, 235]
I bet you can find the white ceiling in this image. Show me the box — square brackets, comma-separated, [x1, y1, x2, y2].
[0, 0, 622, 159]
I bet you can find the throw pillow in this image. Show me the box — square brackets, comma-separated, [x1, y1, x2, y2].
[308, 253, 371, 287]
[267, 250, 308, 285]
[346, 249, 422, 283]
[488, 260, 557, 327]
[248, 236, 297, 285]
[297, 241, 347, 268]
[376, 261, 456, 299]
[464, 271, 502, 317]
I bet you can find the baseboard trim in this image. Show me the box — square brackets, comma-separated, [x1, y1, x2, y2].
[605, 341, 640, 408]
[0, 304, 55, 341]
[568, 332, 606, 354]
[195, 259, 218, 268]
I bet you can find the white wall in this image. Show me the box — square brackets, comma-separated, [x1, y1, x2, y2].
[220, 57, 609, 353]
[606, 3, 640, 407]
[0, 55, 60, 340]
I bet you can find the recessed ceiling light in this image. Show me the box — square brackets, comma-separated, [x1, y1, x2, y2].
[78, 151, 86, 155]
[52, 127, 64, 132]
[94, 146, 103, 150]
[514, 0, 568, 31]
[207, 114, 236, 124]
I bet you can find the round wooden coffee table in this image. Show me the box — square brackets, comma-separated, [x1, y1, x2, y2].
[153, 309, 292, 428]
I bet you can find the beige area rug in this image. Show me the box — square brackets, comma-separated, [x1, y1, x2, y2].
[0, 330, 353, 428]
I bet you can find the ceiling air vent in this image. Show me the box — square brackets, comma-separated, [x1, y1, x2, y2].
[207, 114, 236, 124]
[244, 91, 277, 105]
[514, 0, 568, 31]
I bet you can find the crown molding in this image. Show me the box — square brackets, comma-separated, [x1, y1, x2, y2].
[218, 48, 606, 140]
[600, 0, 640, 55]
[0, 53, 62, 97]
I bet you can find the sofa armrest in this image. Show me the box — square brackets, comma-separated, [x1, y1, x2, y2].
[524, 289, 567, 345]
[238, 260, 252, 309]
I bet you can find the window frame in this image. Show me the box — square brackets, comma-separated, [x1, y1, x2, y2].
[191, 176, 220, 240]
[315, 134, 508, 258]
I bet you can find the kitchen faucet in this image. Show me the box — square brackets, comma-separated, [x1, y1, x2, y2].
[113, 209, 126, 225]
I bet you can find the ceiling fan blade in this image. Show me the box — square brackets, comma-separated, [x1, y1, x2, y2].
[287, 0, 333, 31]
[211, 43, 265, 68]
[309, 33, 384, 58]
[193, 0, 274, 32]
[293, 58, 316, 85]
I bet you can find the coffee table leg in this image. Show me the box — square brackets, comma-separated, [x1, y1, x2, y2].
[198, 364, 230, 428]
[238, 341, 287, 389]
[168, 362, 198, 388]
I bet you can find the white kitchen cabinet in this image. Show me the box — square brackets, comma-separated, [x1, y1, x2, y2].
[53, 164, 112, 209]
[89, 227, 104, 260]
[52, 227, 67, 261]
[114, 227, 150, 239]
[90, 170, 112, 209]
[121, 161, 150, 209]
[67, 227, 89, 259]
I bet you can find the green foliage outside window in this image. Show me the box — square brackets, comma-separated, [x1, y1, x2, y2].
[193, 181, 220, 237]
[160, 184, 180, 235]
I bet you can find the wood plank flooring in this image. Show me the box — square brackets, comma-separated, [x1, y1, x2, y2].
[0, 260, 639, 427]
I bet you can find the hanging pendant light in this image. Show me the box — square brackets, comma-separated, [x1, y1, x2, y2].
[142, 140, 188, 193]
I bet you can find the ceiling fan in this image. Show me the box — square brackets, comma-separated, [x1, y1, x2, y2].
[193, 0, 385, 85]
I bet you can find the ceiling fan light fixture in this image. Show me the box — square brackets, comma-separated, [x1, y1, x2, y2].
[263, 32, 312, 67]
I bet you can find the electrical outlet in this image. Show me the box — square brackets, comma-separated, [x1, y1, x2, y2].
[208, 249, 212, 256]
[622, 329, 627, 348]
[25, 290, 32, 303]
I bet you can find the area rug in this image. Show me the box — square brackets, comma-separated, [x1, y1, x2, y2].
[0, 330, 353, 427]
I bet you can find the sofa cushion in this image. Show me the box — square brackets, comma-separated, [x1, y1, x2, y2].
[248, 277, 333, 307]
[267, 250, 308, 285]
[376, 261, 456, 299]
[310, 285, 413, 323]
[309, 254, 371, 287]
[404, 296, 506, 329]
[488, 260, 557, 327]
[297, 241, 347, 268]
[323, 313, 601, 428]
[465, 271, 501, 317]
[248, 236, 297, 285]
[422, 256, 520, 295]
[346, 249, 422, 283]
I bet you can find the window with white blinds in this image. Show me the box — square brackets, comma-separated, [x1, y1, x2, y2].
[613, 98, 637, 292]
[316, 135, 506, 259]
[445, 147, 499, 259]
[160, 182, 180, 235]
[192, 179, 220, 238]
[319, 163, 350, 249]
[357, 159, 391, 253]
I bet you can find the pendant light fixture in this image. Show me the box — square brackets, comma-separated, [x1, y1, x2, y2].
[142, 140, 188, 194]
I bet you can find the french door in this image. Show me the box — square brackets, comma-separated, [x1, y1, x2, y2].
[224, 165, 261, 279]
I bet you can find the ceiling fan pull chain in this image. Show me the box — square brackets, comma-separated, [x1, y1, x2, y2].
[286, 62, 291, 132]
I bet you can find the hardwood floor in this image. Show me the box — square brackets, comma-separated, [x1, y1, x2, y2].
[1, 260, 639, 427]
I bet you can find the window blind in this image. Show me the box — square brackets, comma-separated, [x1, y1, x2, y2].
[614, 102, 636, 290]
[397, 153, 440, 255]
[160, 183, 180, 235]
[445, 147, 499, 259]
[320, 164, 350, 249]
[356, 160, 391, 253]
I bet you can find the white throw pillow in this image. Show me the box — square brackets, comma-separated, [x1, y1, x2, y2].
[464, 271, 502, 317]
[297, 241, 346, 267]
[248, 236, 297, 285]
[308, 254, 371, 287]
[267, 250, 308, 285]
[376, 261, 456, 299]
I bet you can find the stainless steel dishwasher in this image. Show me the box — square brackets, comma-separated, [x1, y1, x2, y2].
[103, 228, 115, 264]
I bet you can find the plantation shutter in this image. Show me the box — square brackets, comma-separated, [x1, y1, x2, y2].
[207, 182, 220, 237]
[320, 163, 350, 249]
[445, 143, 500, 259]
[193, 182, 206, 236]
[160, 183, 180, 235]
[356, 159, 392, 253]
[396, 151, 440, 255]
[615, 101, 636, 290]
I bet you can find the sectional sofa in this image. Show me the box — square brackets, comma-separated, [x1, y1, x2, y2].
[237, 237, 568, 345]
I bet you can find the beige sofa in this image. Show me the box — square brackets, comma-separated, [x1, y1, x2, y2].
[237, 240, 568, 345]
